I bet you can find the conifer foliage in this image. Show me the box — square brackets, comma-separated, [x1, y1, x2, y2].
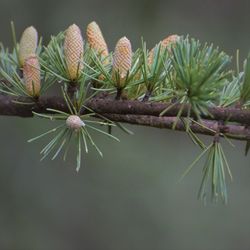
[0, 21, 250, 203]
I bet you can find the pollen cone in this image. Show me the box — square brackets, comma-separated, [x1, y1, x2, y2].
[148, 34, 179, 68]
[112, 37, 132, 88]
[19, 26, 38, 67]
[86, 21, 109, 61]
[23, 55, 41, 97]
[64, 24, 84, 81]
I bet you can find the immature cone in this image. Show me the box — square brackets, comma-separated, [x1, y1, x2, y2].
[147, 48, 156, 67]
[19, 26, 38, 67]
[66, 115, 85, 131]
[112, 37, 132, 88]
[64, 24, 84, 81]
[86, 21, 109, 60]
[87, 21, 109, 82]
[148, 34, 180, 68]
[161, 34, 180, 48]
[23, 55, 41, 97]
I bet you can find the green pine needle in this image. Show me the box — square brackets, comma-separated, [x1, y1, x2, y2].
[240, 54, 250, 105]
[180, 140, 233, 204]
[29, 87, 119, 170]
[169, 36, 231, 118]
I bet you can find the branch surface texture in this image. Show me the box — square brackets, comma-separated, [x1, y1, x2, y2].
[1, 94, 249, 141]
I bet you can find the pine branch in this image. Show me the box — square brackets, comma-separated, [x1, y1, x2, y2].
[103, 114, 249, 141]
[0, 23, 247, 202]
[86, 98, 250, 125]
[0, 94, 250, 141]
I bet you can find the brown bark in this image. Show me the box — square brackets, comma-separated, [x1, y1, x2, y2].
[0, 94, 250, 141]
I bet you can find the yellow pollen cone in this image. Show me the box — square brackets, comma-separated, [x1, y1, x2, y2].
[23, 55, 41, 97]
[64, 24, 84, 81]
[148, 34, 180, 68]
[19, 26, 38, 67]
[86, 21, 109, 60]
[112, 37, 132, 88]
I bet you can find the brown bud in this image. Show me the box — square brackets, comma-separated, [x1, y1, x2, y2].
[19, 26, 38, 67]
[66, 115, 85, 131]
[112, 37, 132, 88]
[23, 55, 41, 97]
[64, 24, 84, 81]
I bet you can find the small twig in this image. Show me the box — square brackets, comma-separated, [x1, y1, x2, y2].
[142, 90, 151, 102]
[67, 81, 78, 100]
[115, 88, 123, 100]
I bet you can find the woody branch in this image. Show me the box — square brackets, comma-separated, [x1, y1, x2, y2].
[0, 94, 249, 141]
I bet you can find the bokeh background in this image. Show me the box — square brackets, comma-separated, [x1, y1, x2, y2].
[0, 0, 250, 249]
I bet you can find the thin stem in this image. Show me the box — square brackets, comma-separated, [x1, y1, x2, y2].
[115, 88, 123, 100]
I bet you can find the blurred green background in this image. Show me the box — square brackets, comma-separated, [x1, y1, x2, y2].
[1, 0, 250, 249]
